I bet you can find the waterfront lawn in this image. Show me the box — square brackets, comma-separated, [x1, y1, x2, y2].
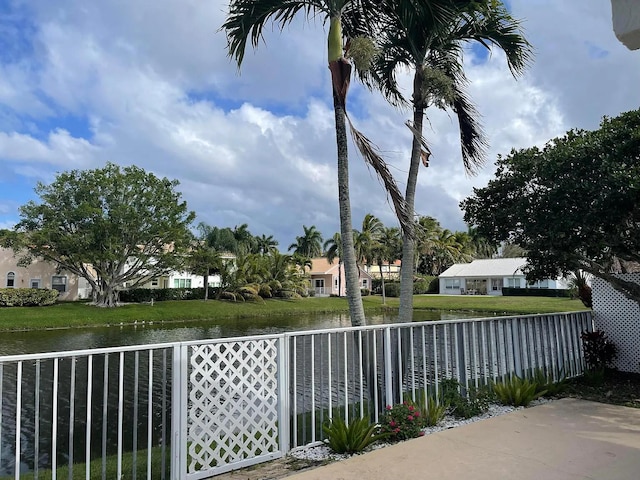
[0, 295, 586, 332]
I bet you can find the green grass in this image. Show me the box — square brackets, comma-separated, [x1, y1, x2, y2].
[0, 295, 587, 332]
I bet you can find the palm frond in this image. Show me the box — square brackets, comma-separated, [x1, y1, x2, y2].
[346, 115, 412, 237]
[223, 0, 325, 66]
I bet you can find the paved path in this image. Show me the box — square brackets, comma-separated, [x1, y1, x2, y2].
[287, 399, 640, 480]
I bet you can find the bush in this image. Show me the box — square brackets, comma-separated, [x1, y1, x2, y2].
[439, 378, 493, 419]
[529, 368, 567, 397]
[501, 287, 571, 297]
[412, 392, 446, 427]
[118, 287, 220, 303]
[581, 330, 617, 371]
[413, 276, 436, 294]
[361, 288, 370, 296]
[378, 401, 424, 441]
[322, 416, 387, 454]
[493, 375, 544, 407]
[0, 288, 59, 307]
[384, 283, 400, 297]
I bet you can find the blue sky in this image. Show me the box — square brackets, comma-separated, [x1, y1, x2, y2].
[1, 0, 639, 247]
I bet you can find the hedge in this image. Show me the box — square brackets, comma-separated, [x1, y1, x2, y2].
[119, 287, 219, 303]
[0, 288, 60, 307]
[502, 287, 571, 298]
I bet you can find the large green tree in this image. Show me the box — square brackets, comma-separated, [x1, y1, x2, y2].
[223, 0, 417, 326]
[16, 163, 195, 307]
[367, 0, 531, 323]
[462, 109, 640, 304]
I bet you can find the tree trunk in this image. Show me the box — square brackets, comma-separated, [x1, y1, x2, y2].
[204, 271, 209, 301]
[399, 81, 425, 324]
[338, 258, 343, 297]
[328, 15, 365, 326]
[379, 263, 386, 305]
[334, 99, 366, 326]
[96, 281, 119, 307]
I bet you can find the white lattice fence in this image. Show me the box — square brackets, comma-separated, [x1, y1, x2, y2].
[593, 274, 640, 373]
[184, 338, 283, 479]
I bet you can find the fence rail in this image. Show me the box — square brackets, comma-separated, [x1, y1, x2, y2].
[0, 311, 592, 479]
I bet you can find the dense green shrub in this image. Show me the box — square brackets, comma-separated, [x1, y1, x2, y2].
[323, 416, 387, 454]
[384, 282, 400, 297]
[439, 378, 493, 419]
[361, 288, 370, 296]
[502, 287, 571, 297]
[493, 375, 544, 407]
[0, 288, 59, 307]
[581, 330, 617, 371]
[378, 401, 425, 441]
[119, 287, 219, 303]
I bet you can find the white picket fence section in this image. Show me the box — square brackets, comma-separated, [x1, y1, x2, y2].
[0, 311, 592, 479]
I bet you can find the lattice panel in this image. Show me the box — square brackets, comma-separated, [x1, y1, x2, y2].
[593, 274, 640, 373]
[187, 339, 280, 475]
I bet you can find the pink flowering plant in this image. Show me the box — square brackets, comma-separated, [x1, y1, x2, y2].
[378, 401, 425, 441]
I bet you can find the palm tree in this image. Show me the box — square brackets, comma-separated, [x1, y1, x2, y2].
[289, 225, 324, 259]
[367, 1, 532, 322]
[223, 0, 415, 326]
[324, 232, 343, 296]
[256, 234, 279, 256]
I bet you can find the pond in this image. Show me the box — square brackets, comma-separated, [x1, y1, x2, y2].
[0, 310, 490, 356]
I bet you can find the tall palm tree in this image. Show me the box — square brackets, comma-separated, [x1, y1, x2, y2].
[223, 0, 417, 326]
[256, 234, 279, 256]
[367, 1, 531, 322]
[324, 232, 343, 296]
[289, 225, 324, 259]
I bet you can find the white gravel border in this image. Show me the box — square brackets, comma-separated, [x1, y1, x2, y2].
[289, 398, 552, 463]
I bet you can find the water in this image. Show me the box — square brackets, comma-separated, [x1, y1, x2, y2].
[0, 310, 485, 356]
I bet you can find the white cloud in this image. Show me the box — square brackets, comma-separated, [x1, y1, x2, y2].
[1, 0, 639, 245]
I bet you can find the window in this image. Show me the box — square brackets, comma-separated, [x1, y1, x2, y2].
[444, 278, 460, 289]
[30, 279, 41, 289]
[314, 279, 324, 288]
[52, 276, 67, 293]
[362, 279, 368, 288]
[151, 278, 159, 287]
[507, 278, 520, 288]
[528, 279, 550, 289]
[173, 278, 192, 288]
[6, 272, 16, 288]
[334, 277, 338, 289]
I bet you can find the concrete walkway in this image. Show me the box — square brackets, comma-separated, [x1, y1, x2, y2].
[287, 399, 640, 480]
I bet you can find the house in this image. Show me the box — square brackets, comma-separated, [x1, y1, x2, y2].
[611, 0, 640, 50]
[363, 259, 402, 280]
[309, 258, 373, 297]
[0, 247, 84, 301]
[438, 257, 569, 296]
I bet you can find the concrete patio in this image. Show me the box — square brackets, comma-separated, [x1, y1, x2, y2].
[287, 398, 640, 480]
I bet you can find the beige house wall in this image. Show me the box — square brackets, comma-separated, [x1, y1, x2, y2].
[0, 247, 80, 301]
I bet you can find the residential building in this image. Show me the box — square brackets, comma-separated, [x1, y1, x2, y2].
[0, 247, 82, 301]
[309, 258, 373, 297]
[363, 259, 402, 280]
[611, 0, 640, 50]
[438, 257, 569, 296]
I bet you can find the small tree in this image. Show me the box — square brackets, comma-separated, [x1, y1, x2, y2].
[16, 163, 195, 307]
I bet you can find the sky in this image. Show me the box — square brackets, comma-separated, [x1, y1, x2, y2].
[1, 0, 639, 249]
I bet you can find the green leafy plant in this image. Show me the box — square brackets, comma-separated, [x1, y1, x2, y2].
[530, 368, 567, 397]
[413, 391, 446, 427]
[581, 330, 617, 371]
[439, 378, 493, 419]
[322, 416, 387, 454]
[378, 401, 425, 441]
[493, 375, 545, 407]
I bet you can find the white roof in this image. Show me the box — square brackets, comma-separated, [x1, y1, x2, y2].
[439, 258, 527, 278]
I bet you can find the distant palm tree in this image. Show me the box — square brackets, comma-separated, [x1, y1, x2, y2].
[256, 234, 279, 256]
[367, 0, 532, 322]
[289, 225, 324, 259]
[324, 232, 343, 296]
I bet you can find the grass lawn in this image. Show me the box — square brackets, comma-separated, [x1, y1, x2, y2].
[0, 295, 587, 332]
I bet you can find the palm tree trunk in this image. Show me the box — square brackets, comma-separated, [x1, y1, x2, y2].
[399, 78, 425, 324]
[334, 99, 366, 326]
[328, 15, 365, 326]
[379, 263, 386, 304]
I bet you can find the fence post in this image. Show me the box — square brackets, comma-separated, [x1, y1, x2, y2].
[384, 328, 393, 407]
[277, 336, 290, 453]
[170, 344, 187, 480]
[455, 324, 468, 391]
[511, 318, 523, 377]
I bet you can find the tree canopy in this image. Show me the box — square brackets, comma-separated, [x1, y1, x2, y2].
[461, 108, 640, 303]
[15, 163, 195, 307]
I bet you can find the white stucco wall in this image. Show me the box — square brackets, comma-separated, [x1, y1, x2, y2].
[612, 0, 640, 50]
